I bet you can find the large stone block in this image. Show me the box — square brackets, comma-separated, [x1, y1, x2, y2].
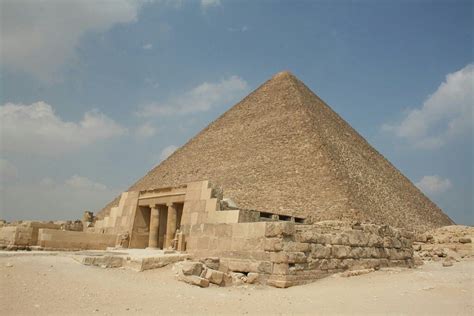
[270, 252, 289, 263]
[310, 244, 332, 259]
[204, 268, 224, 285]
[283, 241, 310, 252]
[264, 238, 283, 252]
[265, 222, 295, 238]
[182, 261, 203, 276]
[347, 230, 369, 246]
[272, 263, 289, 275]
[331, 245, 352, 259]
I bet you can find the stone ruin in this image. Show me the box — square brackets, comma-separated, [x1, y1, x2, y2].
[0, 71, 462, 288]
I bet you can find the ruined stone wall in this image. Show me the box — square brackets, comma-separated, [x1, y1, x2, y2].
[37, 229, 116, 250]
[0, 222, 62, 249]
[186, 221, 414, 287]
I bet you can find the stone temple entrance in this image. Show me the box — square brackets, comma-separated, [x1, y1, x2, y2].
[147, 203, 183, 249]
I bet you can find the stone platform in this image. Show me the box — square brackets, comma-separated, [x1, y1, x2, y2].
[72, 248, 190, 271]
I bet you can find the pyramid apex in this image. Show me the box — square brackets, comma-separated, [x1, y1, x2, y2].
[272, 70, 295, 80]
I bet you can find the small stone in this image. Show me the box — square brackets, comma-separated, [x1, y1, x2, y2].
[459, 237, 471, 244]
[246, 273, 259, 284]
[442, 260, 453, 267]
[5, 263, 13, 268]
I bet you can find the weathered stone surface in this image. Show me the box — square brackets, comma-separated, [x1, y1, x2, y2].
[204, 268, 224, 285]
[246, 272, 259, 284]
[182, 261, 203, 276]
[311, 244, 331, 259]
[178, 274, 210, 287]
[200, 257, 220, 270]
[264, 238, 283, 252]
[265, 222, 295, 238]
[332, 245, 351, 259]
[459, 237, 471, 244]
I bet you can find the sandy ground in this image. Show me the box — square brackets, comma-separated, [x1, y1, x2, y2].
[0, 254, 473, 316]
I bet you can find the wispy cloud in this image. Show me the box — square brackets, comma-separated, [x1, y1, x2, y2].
[0, 0, 146, 82]
[0, 101, 126, 156]
[135, 122, 157, 138]
[136, 76, 248, 116]
[201, 0, 221, 9]
[416, 175, 453, 195]
[382, 64, 474, 149]
[142, 43, 153, 50]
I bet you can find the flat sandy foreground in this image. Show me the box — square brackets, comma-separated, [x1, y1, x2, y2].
[0, 253, 472, 316]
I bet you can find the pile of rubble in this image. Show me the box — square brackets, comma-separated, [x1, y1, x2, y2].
[173, 257, 259, 288]
[413, 225, 473, 267]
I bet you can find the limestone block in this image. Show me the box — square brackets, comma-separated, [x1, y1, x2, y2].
[311, 244, 332, 259]
[288, 252, 307, 263]
[246, 272, 259, 284]
[367, 234, 384, 247]
[283, 241, 310, 252]
[204, 268, 224, 285]
[270, 252, 289, 263]
[256, 261, 273, 274]
[265, 222, 295, 238]
[182, 261, 203, 276]
[272, 263, 289, 275]
[401, 237, 412, 248]
[264, 238, 283, 252]
[214, 224, 232, 238]
[347, 230, 369, 246]
[200, 257, 220, 270]
[178, 274, 209, 288]
[330, 233, 350, 245]
[332, 245, 352, 259]
[350, 247, 365, 258]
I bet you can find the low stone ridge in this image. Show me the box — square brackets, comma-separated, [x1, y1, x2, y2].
[412, 225, 473, 267]
[185, 221, 415, 288]
[100, 71, 453, 232]
[173, 257, 259, 288]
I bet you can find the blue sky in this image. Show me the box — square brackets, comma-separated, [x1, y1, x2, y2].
[0, 0, 472, 225]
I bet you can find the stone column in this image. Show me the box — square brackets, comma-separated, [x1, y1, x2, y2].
[165, 203, 177, 249]
[148, 205, 160, 249]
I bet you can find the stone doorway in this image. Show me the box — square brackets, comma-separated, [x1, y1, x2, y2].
[147, 202, 184, 249]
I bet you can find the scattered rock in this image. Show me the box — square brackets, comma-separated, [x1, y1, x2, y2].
[5, 263, 13, 268]
[442, 259, 453, 267]
[178, 274, 210, 288]
[181, 261, 203, 276]
[459, 237, 471, 244]
[200, 257, 220, 270]
[204, 268, 224, 285]
[246, 273, 259, 284]
[340, 268, 375, 277]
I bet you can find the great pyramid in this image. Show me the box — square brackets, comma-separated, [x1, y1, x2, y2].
[101, 71, 453, 232]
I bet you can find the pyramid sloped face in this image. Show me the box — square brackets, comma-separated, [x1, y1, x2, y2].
[101, 71, 453, 232]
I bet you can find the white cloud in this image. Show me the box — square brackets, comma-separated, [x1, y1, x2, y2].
[0, 101, 126, 156]
[137, 76, 248, 116]
[201, 0, 221, 9]
[383, 64, 474, 149]
[66, 175, 107, 191]
[0, 0, 146, 81]
[416, 175, 453, 195]
[160, 145, 178, 161]
[135, 122, 157, 137]
[0, 176, 120, 221]
[143, 43, 153, 50]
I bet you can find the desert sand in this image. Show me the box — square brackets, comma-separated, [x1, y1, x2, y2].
[1, 253, 472, 315]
